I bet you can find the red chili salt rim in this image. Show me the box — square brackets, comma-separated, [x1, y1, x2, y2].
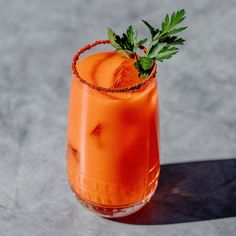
[72, 40, 157, 93]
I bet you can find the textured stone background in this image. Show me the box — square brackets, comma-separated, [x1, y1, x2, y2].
[0, 0, 236, 235]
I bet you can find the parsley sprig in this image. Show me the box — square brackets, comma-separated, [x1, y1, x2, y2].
[107, 26, 147, 58]
[107, 9, 187, 78]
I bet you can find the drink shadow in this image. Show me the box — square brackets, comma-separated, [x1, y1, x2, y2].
[113, 158, 236, 225]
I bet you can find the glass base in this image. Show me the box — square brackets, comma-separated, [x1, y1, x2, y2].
[75, 192, 154, 218]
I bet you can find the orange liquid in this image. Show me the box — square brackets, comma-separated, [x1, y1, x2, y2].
[67, 51, 160, 207]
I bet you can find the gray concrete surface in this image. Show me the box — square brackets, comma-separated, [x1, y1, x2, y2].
[0, 0, 236, 235]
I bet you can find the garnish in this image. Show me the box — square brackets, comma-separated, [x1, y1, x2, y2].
[107, 26, 147, 58]
[107, 9, 187, 78]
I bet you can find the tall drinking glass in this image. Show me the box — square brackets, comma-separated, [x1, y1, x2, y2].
[67, 40, 160, 218]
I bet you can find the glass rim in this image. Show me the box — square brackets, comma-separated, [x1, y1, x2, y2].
[72, 40, 157, 93]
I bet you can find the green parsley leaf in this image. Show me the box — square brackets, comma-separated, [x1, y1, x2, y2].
[107, 25, 147, 57]
[139, 56, 154, 70]
[107, 28, 122, 50]
[126, 25, 137, 46]
[148, 42, 166, 59]
[134, 59, 153, 78]
[159, 36, 185, 46]
[142, 19, 159, 39]
[155, 46, 179, 62]
[166, 26, 187, 37]
[107, 9, 187, 78]
[137, 38, 148, 47]
[156, 9, 187, 40]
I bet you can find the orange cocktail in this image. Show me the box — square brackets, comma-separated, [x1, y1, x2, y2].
[67, 40, 160, 218]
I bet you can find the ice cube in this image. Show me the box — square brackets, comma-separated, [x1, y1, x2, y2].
[112, 59, 141, 88]
[91, 124, 102, 136]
